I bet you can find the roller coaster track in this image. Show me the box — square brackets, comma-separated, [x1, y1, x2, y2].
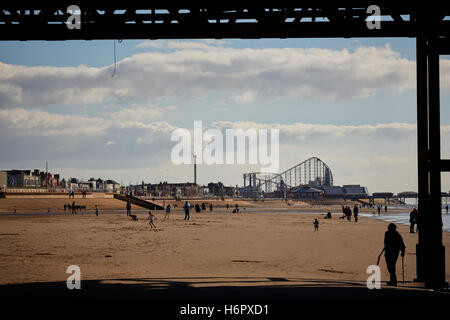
[243, 157, 333, 193]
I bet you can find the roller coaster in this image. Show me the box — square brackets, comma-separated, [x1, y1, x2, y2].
[243, 157, 333, 194]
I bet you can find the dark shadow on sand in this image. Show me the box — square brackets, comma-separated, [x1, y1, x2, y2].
[0, 276, 449, 301]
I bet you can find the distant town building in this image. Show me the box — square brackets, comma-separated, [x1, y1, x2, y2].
[0, 171, 7, 189]
[291, 186, 324, 199]
[106, 180, 121, 193]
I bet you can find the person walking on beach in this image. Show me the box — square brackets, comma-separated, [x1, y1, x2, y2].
[353, 205, 359, 222]
[384, 223, 406, 286]
[409, 208, 418, 233]
[377, 205, 381, 216]
[184, 201, 190, 221]
[165, 204, 171, 219]
[347, 207, 352, 221]
[71, 201, 76, 214]
[313, 218, 319, 232]
[446, 205, 449, 214]
[385, 205, 388, 213]
[201, 202, 206, 212]
[126, 200, 131, 217]
[226, 203, 229, 211]
[148, 212, 156, 229]
[95, 205, 99, 216]
[210, 203, 213, 212]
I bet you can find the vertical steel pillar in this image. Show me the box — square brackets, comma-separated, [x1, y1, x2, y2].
[415, 36, 446, 288]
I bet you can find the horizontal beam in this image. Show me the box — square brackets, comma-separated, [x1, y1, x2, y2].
[1, 4, 450, 40]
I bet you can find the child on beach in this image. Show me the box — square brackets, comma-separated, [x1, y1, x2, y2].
[314, 218, 319, 232]
[148, 212, 156, 229]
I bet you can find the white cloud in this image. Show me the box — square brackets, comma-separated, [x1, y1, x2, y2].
[107, 105, 175, 122]
[0, 108, 177, 167]
[233, 91, 257, 104]
[210, 121, 442, 143]
[3, 42, 449, 109]
[135, 39, 226, 50]
[105, 141, 116, 146]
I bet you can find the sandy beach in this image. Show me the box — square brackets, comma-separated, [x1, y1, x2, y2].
[1, 197, 449, 290]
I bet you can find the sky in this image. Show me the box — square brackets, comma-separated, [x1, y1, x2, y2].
[0, 37, 449, 194]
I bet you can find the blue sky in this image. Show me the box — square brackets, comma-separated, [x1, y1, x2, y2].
[0, 38, 449, 193]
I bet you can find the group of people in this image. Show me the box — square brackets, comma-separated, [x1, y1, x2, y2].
[63, 201, 93, 215]
[340, 205, 359, 222]
[182, 201, 214, 220]
[125, 201, 156, 228]
[194, 202, 213, 213]
[375, 205, 387, 215]
[226, 203, 242, 213]
[67, 191, 88, 199]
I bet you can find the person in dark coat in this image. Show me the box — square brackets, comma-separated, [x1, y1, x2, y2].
[184, 201, 190, 221]
[384, 223, 406, 286]
[409, 208, 418, 233]
[126, 201, 131, 216]
[353, 205, 359, 222]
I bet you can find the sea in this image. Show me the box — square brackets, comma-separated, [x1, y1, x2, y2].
[361, 206, 450, 233]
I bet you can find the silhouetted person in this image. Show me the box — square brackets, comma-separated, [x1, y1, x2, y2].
[71, 201, 76, 214]
[377, 205, 381, 216]
[409, 208, 418, 233]
[201, 202, 206, 212]
[384, 223, 405, 286]
[324, 212, 332, 219]
[385, 205, 387, 213]
[165, 204, 171, 219]
[210, 203, 213, 212]
[126, 201, 131, 216]
[64, 204, 67, 212]
[226, 203, 229, 210]
[314, 218, 319, 232]
[184, 201, 190, 220]
[95, 205, 99, 216]
[353, 205, 359, 222]
[446, 205, 449, 214]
